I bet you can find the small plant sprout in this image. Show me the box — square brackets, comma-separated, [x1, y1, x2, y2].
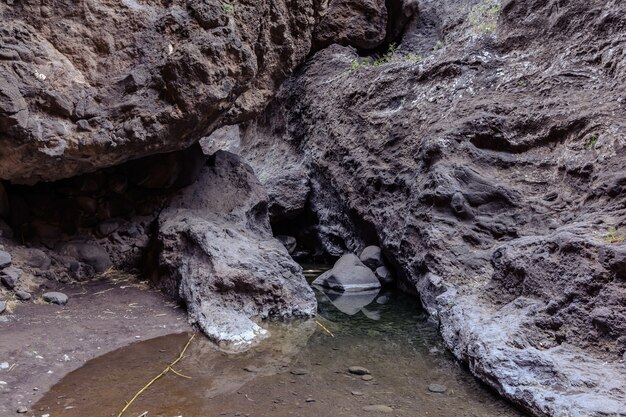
[603, 227, 626, 244]
[432, 40, 445, 52]
[222, 1, 234, 14]
[469, 0, 501, 33]
[400, 98, 407, 106]
[584, 133, 599, 149]
[405, 53, 423, 63]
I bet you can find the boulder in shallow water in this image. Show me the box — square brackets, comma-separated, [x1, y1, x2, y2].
[359, 246, 384, 270]
[375, 266, 394, 286]
[312, 253, 381, 292]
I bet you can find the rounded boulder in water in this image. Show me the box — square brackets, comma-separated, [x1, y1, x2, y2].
[375, 266, 394, 286]
[359, 246, 384, 270]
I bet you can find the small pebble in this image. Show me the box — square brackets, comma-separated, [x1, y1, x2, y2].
[361, 375, 374, 381]
[351, 390, 363, 396]
[305, 398, 315, 403]
[16, 406, 27, 414]
[290, 369, 308, 376]
[15, 291, 31, 301]
[363, 405, 393, 413]
[428, 383, 448, 393]
[348, 366, 370, 375]
[243, 366, 259, 373]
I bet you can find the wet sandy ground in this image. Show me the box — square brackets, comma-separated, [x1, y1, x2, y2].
[0, 278, 189, 416]
[34, 288, 526, 417]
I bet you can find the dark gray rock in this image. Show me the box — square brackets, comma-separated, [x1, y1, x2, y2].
[154, 151, 316, 350]
[276, 235, 297, 254]
[348, 366, 370, 375]
[55, 242, 111, 273]
[374, 266, 394, 286]
[0, 250, 11, 268]
[0, 300, 5, 314]
[15, 290, 31, 301]
[22, 248, 50, 270]
[43, 292, 68, 305]
[312, 254, 381, 292]
[359, 246, 384, 270]
[0, 267, 20, 289]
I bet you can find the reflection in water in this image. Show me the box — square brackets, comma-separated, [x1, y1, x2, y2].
[35, 265, 525, 417]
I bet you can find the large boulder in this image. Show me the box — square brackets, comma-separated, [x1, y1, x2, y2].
[154, 151, 316, 350]
[0, 0, 319, 184]
[359, 245, 384, 269]
[312, 253, 381, 291]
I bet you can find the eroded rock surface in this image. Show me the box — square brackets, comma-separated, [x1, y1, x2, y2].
[154, 151, 316, 350]
[239, 0, 626, 414]
[0, 0, 319, 184]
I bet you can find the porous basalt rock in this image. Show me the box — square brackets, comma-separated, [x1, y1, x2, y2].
[239, 0, 626, 414]
[154, 151, 316, 350]
[0, 0, 319, 184]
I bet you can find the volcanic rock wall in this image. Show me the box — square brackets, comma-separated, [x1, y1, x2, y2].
[237, 0, 626, 414]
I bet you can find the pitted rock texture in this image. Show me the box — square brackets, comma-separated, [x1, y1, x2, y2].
[0, 0, 318, 184]
[154, 151, 316, 349]
[239, 0, 626, 414]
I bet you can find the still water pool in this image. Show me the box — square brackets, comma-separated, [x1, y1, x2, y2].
[35, 266, 524, 417]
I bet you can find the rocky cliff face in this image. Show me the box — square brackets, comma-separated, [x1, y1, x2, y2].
[0, 0, 318, 184]
[237, 0, 626, 414]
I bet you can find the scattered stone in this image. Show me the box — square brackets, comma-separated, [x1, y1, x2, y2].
[0, 250, 11, 268]
[243, 366, 260, 373]
[23, 249, 51, 270]
[276, 235, 297, 254]
[98, 220, 120, 236]
[43, 292, 68, 306]
[55, 242, 112, 273]
[0, 300, 5, 314]
[305, 398, 315, 402]
[15, 290, 31, 301]
[374, 266, 394, 286]
[428, 383, 448, 393]
[348, 366, 370, 375]
[290, 369, 309, 376]
[359, 246, 384, 270]
[0, 267, 20, 289]
[0, 362, 8, 369]
[351, 390, 364, 396]
[361, 375, 374, 381]
[16, 406, 27, 413]
[363, 405, 393, 413]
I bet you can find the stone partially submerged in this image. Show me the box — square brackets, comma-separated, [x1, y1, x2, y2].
[312, 253, 381, 292]
[154, 151, 316, 350]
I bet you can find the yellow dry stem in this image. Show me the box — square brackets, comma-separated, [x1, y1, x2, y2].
[117, 334, 196, 417]
[315, 320, 335, 337]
